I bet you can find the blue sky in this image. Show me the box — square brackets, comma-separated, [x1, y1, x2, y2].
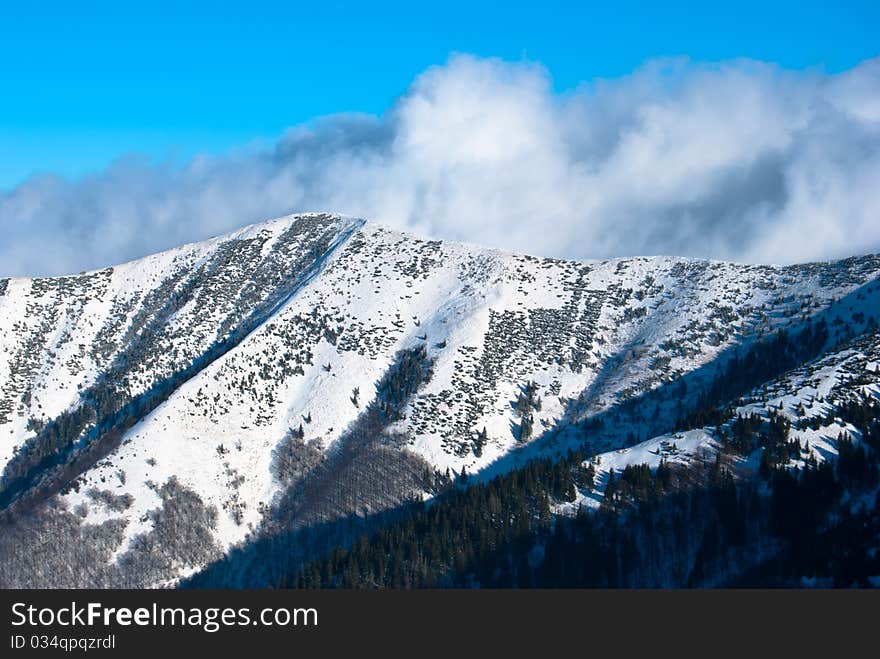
[2, 0, 878, 189]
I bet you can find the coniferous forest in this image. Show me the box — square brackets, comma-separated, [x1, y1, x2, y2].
[3, 212, 880, 590]
[284, 392, 880, 589]
[172, 321, 880, 590]
[287, 402, 880, 588]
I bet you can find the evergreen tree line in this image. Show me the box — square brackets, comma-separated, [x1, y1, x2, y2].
[375, 344, 434, 420]
[676, 320, 830, 432]
[287, 393, 880, 588]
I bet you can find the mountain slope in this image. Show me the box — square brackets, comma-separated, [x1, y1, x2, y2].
[0, 212, 878, 587]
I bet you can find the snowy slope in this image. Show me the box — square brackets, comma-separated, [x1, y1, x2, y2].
[0, 212, 878, 586]
[557, 327, 880, 514]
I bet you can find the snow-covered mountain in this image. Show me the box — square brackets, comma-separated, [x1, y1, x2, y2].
[1, 212, 878, 587]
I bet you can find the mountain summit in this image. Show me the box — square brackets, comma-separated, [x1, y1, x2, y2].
[1, 212, 878, 587]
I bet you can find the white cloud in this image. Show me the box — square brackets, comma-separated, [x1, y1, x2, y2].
[2, 53, 879, 276]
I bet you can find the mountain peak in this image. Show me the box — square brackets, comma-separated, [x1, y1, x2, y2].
[1, 211, 879, 586]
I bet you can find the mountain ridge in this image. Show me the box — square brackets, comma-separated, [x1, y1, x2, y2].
[1, 211, 878, 587]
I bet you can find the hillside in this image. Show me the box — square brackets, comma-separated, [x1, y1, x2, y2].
[0, 212, 878, 587]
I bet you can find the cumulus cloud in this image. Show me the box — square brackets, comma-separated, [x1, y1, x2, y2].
[2, 54, 879, 277]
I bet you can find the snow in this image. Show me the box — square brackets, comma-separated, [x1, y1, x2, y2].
[1, 211, 878, 583]
[553, 428, 718, 514]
